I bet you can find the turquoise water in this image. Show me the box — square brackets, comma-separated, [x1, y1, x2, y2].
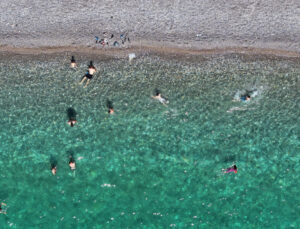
[0, 54, 299, 228]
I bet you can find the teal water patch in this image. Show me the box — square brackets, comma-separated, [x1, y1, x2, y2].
[0, 54, 299, 228]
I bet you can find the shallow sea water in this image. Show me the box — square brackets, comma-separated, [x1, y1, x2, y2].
[0, 54, 299, 228]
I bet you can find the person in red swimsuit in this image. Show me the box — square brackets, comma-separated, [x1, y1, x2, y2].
[224, 165, 237, 174]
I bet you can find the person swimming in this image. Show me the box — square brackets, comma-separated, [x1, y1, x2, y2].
[152, 89, 169, 105]
[240, 94, 251, 101]
[69, 156, 76, 170]
[68, 119, 77, 127]
[240, 89, 259, 101]
[51, 165, 57, 175]
[70, 56, 77, 68]
[80, 61, 96, 87]
[224, 165, 238, 174]
[106, 100, 114, 114]
[67, 108, 77, 127]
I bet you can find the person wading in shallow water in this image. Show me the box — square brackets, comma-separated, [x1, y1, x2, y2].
[79, 61, 97, 88]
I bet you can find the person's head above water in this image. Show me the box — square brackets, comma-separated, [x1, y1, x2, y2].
[51, 166, 56, 175]
[106, 100, 114, 114]
[68, 119, 77, 127]
[108, 108, 114, 114]
[70, 56, 76, 68]
[69, 157, 76, 170]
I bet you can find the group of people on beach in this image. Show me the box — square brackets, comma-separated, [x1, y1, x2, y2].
[95, 32, 131, 47]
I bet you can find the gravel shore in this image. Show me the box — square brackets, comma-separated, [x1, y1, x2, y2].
[0, 0, 299, 53]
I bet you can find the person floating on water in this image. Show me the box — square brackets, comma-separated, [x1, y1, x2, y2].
[67, 108, 77, 127]
[80, 61, 97, 88]
[224, 165, 238, 174]
[106, 99, 114, 114]
[0, 203, 7, 214]
[152, 89, 169, 105]
[69, 155, 76, 170]
[70, 56, 77, 68]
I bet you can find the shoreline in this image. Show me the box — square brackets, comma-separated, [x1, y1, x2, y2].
[0, 43, 300, 60]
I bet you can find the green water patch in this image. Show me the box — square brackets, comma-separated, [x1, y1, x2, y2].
[0, 54, 299, 228]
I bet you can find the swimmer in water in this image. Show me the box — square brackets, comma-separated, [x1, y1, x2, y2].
[51, 165, 57, 175]
[0, 203, 7, 214]
[152, 89, 169, 105]
[80, 61, 96, 87]
[67, 108, 77, 127]
[240, 89, 258, 101]
[106, 99, 114, 115]
[70, 56, 77, 68]
[69, 155, 76, 170]
[240, 94, 251, 101]
[224, 165, 238, 174]
[50, 156, 57, 175]
[67, 119, 77, 127]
